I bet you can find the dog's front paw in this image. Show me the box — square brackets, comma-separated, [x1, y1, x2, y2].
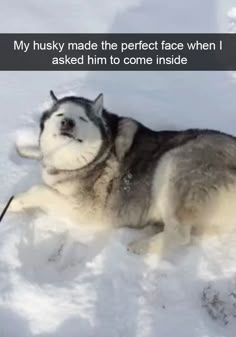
[0, 196, 22, 221]
[127, 239, 150, 255]
[8, 196, 26, 212]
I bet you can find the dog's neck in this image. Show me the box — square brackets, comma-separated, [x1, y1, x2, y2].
[41, 148, 119, 201]
[41, 139, 114, 184]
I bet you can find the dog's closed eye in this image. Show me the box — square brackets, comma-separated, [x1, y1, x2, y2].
[79, 117, 88, 123]
[56, 113, 64, 117]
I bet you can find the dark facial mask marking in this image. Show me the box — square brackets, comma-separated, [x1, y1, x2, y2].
[79, 116, 88, 123]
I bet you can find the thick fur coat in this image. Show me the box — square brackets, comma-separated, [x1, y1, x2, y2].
[4, 92, 236, 255]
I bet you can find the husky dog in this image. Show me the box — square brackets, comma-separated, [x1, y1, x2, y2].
[4, 91, 236, 255]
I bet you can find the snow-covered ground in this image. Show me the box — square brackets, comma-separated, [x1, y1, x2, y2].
[1, 1, 236, 336]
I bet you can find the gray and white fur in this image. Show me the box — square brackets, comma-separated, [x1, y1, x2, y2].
[6, 91, 236, 255]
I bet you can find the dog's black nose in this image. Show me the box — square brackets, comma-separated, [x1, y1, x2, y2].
[61, 118, 75, 130]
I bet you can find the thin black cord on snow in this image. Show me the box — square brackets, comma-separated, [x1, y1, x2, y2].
[0, 196, 14, 222]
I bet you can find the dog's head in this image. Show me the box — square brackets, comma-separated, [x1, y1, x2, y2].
[39, 91, 109, 171]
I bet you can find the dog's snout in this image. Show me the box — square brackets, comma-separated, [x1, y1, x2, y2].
[61, 118, 75, 130]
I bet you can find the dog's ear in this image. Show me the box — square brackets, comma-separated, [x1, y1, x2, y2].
[92, 93, 103, 117]
[115, 118, 138, 160]
[49, 90, 58, 103]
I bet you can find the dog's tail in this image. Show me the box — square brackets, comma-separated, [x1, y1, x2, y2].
[16, 142, 41, 160]
[15, 130, 42, 160]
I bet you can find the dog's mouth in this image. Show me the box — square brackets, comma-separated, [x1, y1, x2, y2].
[60, 131, 83, 143]
[60, 131, 75, 139]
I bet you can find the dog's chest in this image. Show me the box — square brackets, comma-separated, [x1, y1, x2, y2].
[41, 161, 153, 227]
[42, 161, 120, 205]
[42, 167, 84, 197]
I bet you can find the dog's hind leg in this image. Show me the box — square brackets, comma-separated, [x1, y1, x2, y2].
[128, 217, 192, 255]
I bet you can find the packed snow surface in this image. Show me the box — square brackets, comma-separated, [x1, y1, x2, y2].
[0, 0, 236, 336]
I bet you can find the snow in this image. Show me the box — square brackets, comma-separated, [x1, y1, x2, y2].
[228, 6, 236, 33]
[0, 0, 236, 336]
